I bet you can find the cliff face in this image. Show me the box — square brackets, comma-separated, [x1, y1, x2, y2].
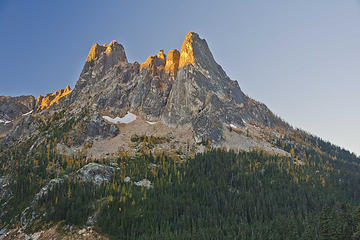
[69, 32, 288, 144]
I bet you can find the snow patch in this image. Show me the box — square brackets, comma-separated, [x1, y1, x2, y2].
[0, 119, 12, 124]
[146, 121, 157, 125]
[23, 110, 33, 116]
[102, 112, 137, 124]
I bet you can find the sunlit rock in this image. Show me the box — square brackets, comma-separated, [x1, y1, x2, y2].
[164, 49, 180, 76]
[140, 50, 167, 75]
[36, 85, 72, 111]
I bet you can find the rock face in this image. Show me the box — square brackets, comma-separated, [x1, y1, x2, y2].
[140, 50, 167, 75]
[36, 85, 72, 111]
[69, 32, 288, 144]
[164, 49, 180, 76]
[0, 95, 35, 121]
[86, 111, 119, 139]
[0, 95, 35, 136]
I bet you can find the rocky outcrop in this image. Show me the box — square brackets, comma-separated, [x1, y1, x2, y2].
[36, 85, 72, 111]
[33, 178, 64, 204]
[75, 163, 116, 186]
[33, 163, 116, 203]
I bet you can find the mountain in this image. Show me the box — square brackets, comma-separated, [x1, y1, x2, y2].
[1, 32, 360, 239]
[0, 32, 293, 157]
[70, 32, 288, 143]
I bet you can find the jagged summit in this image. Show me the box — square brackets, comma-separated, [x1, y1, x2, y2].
[36, 85, 72, 111]
[138, 32, 224, 79]
[86, 41, 127, 63]
[180, 32, 227, 79]
[0, 31, 289, 154]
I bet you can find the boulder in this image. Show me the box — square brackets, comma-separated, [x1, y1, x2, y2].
[75, 163, 116, 186]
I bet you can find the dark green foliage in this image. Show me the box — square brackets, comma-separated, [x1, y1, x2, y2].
[318, 204, 360, 240]
[38, 181, 101, 225]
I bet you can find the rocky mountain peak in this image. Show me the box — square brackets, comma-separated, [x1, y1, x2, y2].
[86, 43, 106, 62]
[179, 32, 226, 80]
[86, 41, 127, 64]
[179, 32, 197, 68]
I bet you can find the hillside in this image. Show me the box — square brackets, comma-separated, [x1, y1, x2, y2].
[0, 32, 359, 239]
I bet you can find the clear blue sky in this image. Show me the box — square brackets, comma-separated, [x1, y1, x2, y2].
[0, 0, 359, 155]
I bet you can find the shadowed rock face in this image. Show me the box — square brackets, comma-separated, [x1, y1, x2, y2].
[69, 32, 288, 144]
[0, 95, 36, 136]
[0, 95, 35, 121]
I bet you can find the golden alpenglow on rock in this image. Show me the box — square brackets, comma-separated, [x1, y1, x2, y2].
[86, 40, 127, 63]
[157, 49, 166, 61]
[36, 85, 72, 111]
[179, 32, 197, 68]
[140, 50, 166, 74]
[86, 43, 106, 62]
[164, 49, 180, 76]
[105, 40, 119, 56]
